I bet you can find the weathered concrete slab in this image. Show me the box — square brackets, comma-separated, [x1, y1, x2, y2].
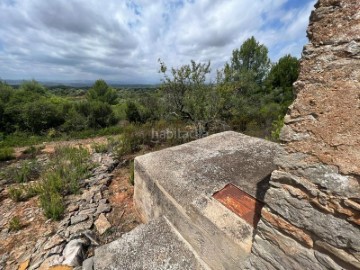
[93, 216, 209, 270]
[134, 131, 281, 269]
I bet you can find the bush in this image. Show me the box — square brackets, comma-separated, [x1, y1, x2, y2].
[38, 146, 91, 220]
[8, 187, 23, 202]
[0, 147, 15, 161]
[271, 116, 285, 142]
[9, 216, 22, 231]
[14, 159, 42, 183]
[47, 146, 91, 195]
[40, 191, 65, 220]
[92, 142, 108, 153]
[129, 160, 135, 186]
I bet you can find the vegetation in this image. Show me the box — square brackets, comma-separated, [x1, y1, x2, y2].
[9, 216, 22, 231]
[0, 38, 298, 149]
[1, 36, 300, 218]
[0, 147, 15, 161]
[39, 146, 91, 220]
[129, 160, 135, 186]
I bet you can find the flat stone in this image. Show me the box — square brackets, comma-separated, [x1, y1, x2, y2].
[96, 204, 111, 215]
[18, 259, 30, 270]
[62, 238, 90, 267]
[68, 204, 79, 212]
[78, 208, 96, 216]
[44, 235, 65, 250]
[94, 214, 111, 235]
[93, 217, 207, 270]
[48, 243, 66, 256]
[39, 255, 64, 269]
[70, 215, 88, 225]
[48, 266, 73, 270]
[66, 219, 93, 235]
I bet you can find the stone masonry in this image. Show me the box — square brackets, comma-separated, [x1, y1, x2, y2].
[245, 0, 360, 269]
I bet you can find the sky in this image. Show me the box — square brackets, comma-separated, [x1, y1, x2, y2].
[0, 0, 316, 84]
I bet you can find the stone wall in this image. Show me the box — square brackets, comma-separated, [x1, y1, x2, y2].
[245, 0, 360, 269]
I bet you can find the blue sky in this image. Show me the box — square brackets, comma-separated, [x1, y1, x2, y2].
[0, 0, 316, 84]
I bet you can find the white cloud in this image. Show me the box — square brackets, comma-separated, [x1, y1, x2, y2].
[0, 0, 316, 83]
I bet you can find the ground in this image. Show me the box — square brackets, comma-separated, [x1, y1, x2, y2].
[0, 137, 141, 270]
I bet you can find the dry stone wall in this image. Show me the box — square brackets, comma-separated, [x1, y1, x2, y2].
[245, 0, 360, 269]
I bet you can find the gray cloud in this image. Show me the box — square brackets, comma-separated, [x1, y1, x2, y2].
[0, 0, 316, 83]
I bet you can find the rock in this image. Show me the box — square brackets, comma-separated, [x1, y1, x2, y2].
[261, 208, 313, 248]
[78, 208, 96, 216]
[66, 219, 93, 235]
[18, 259, 30, 270]
[39, 255, 64, 269]
[94, 214, 111, 235]
[70, 215, 89, 225]
[44, 235, 65, 250]
[48, 243, 66, 257]
[48, 266, 73, 270]
[96, 203, 111, 215]
[82, 257, 94, 270]
[315, 241, 360, 269]
[264, 186, 360, 251]
[244, 221, 338, 270]
[68, 204, 79, 212]
[62, 238, 89, 267]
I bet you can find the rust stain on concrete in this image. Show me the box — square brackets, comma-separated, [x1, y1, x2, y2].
[213, 183, 264, 227]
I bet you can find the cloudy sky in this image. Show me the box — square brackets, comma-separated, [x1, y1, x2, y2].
[0, 0, 316, 84]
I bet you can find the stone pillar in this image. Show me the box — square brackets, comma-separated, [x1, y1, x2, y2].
[245, 0, 360, 269]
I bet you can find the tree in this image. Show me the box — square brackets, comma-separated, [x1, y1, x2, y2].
[87, 79, 117, 105]
[22, 98, 64, 133]
[125, 101, 142, 123]
[159, 60, 220, 136]
[224, 36, 271, 96]
[265, 54, 300, 103]
[21, 80, 47, 95]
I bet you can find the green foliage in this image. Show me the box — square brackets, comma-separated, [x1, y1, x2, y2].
[38, 146, 91, 220]
[226, 36, 271, 86]
[10, 159, 42, 183]
[92, 142, 109, 153]
[23, 145, 43, 157]
[129, 160, 135, 186]
[125, 101, 142, 123]
[8, 187, 23, 202]
[40, 191, 65, 220]
[115, 124, 144, 157]
[8, 182, 42, 202]
[159, 60, 220, 135]
[271, 116, 285, 142]
[9, 216, 22, 231]
[87, 79, 117, 105]
[21, 80, 47, 95]
[0, 147, 15, 161]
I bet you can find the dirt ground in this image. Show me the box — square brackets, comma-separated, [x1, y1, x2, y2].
[0, 139, 141, 269]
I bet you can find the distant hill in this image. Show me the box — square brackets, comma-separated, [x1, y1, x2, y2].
[2, 79, 158, 88]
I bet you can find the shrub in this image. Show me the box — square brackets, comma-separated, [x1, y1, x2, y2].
[115, 124, 144, 157]
[0, 147, 15, 161]
[40, 191, 65, 220]
[9, 216, 22, 231]
[92, 142, 108, 153]
[23, 182, 43, 199]
[8, 187, 23, 202]
[38, 146, 91, 220]
[14, 159, 42, 183]
[270, 116, 284, 142]
[129, 160, 135, 186]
